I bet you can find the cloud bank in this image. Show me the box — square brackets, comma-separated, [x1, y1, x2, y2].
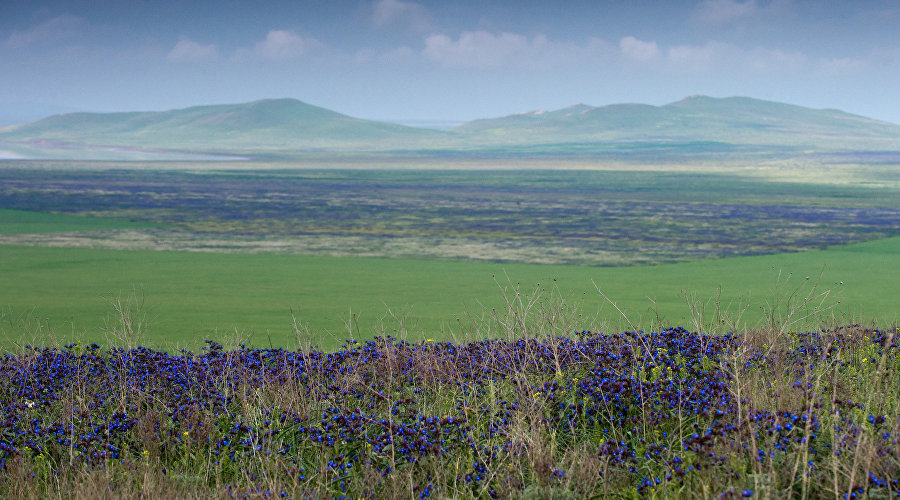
[167, 37, 219, 62]
[7, 14, 84, 48]
[619, 36, 660, 62]
[234, 30, 318, 61]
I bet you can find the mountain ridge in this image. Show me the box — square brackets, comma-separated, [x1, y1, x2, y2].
[455, 95, 900, 147]
[2, 95, 900, 154]
[0, 98, 441, 152]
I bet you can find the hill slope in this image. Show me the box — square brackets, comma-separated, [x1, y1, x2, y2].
[0, 98, 441, 152]
[2, 95, 900, 154]
[454, 95, 900, 149]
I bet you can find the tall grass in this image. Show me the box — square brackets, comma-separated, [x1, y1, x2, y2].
[0, 279, 897, 499]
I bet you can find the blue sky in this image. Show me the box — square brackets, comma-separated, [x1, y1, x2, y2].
[2, 0, 899, 126]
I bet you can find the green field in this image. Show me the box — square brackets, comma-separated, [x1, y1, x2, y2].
[1, 235, 897, 351]
[2, 165, 898, 266]
[0, 207, 156, 234]
[1, 160, 898, 351]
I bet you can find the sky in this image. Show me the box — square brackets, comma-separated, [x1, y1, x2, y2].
[2, 0, 900, 126]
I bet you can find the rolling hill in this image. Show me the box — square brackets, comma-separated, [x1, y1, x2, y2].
[0, 98, 442, 152]
[454, 95, 900, 149]
[2, 95, 900, 155]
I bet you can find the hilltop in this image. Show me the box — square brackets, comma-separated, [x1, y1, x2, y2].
[456, 95, 900, 149]
[0, 98, 441, 153]
[2, 95, 900, 155]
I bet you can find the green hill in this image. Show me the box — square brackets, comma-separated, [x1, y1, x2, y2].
[453, 95, 900, 149]
[2, 95, 900, 155]
[0, 98, 442, 152]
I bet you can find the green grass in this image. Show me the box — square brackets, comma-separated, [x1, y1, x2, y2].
[0, 208, 155, 234]
[3, 166, 898, 266]
[2, 236, 898, 351]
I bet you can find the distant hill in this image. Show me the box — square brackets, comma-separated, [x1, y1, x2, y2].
[2, 95, 900, 155]
[0, 98, 442, 152]
[453, 95, 900, 149]
[0, 101, 84, 128]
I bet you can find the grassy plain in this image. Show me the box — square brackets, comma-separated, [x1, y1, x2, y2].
[0, 207, 155, 234]
[1, 235, 898, 351]
[1, 157, 899, 350]
[1, 155, 899, 497]
[1, 164, 898, 266]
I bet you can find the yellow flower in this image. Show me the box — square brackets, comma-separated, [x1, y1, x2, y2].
[142, 450, 149, 456]
[182, 431, 189, 437]
[425, 338, 434, 343]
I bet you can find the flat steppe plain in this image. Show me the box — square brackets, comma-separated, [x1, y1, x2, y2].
[1, 154, 898, 350]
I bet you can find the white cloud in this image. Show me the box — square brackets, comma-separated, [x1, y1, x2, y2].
[167, 37, 219, 62]
[7, 14, 84, 48]
[257, 30, 308, 60]
[360, 31, 609, 69]
[423, 31, 593, 69]
[693, 0, 758, 24]
[372, 0, 431, 32]
[617, 37, 828, 76]
[424, 31, 532, 68]
[619, 36, 660, 61]
[234, 30, 318, 61]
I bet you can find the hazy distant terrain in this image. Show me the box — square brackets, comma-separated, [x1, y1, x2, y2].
[457, 96, 900, 149]
[3, 95, 900, 157]
[0, 98, 440, 153]
[1, 94, 899, 341]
